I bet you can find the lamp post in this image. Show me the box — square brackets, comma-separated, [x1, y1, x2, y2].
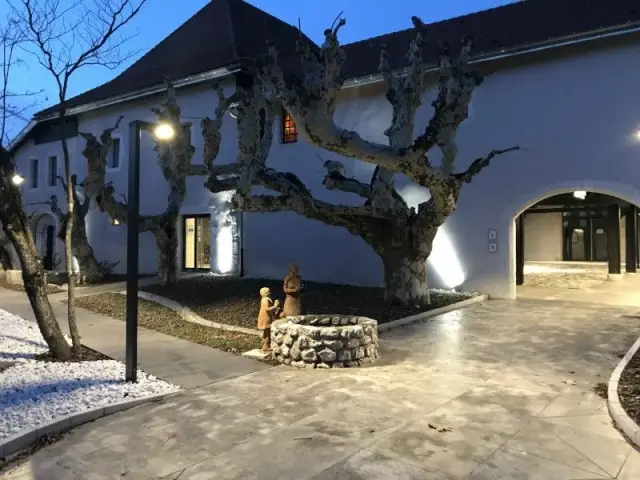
[126, 120, 174, 383]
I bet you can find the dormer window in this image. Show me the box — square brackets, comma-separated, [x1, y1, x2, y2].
[282, 109, 298, 144]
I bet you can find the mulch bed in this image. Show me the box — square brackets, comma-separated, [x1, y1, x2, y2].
[35, 345, 110, 363]
[618, 347, 640, 427]
[0, 277, 62, 295]
[143, 277, 478, 330]
[75, 292, 260, 355]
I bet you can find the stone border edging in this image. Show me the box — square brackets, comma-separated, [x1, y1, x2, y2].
[0, 390, 180, 460]
[377, 294, 488, 332]
[607, 334, 640, 449]
[117, 290, 260, 337]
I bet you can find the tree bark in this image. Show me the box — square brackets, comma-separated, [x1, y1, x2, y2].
[0, 181, 71, 358]
[71, 217, 105, 283]
[61, 134, 81, 355]
[381, 247, 430, 306]
[154, 219, 179, 285]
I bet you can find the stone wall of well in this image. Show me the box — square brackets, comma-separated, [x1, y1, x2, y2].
[271, 315, 379, 368]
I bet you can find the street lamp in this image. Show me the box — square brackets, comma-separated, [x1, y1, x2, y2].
[126, 120, 175, 383]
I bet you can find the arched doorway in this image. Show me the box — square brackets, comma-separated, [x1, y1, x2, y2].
[32, 213, 58, 271]
[510, 187, 640, 305]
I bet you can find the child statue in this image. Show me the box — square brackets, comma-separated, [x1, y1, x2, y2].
[280, 262, 303, 318]
[257, 287, 279, 352]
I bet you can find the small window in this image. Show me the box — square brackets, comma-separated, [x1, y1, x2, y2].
[108, 138, 121, 169]
[47, 156, 57, 186]
[282, 110, 298, 144]
[29, 159, 39, 188]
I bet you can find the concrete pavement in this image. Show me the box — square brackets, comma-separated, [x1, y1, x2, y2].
[0, 287, 269, 388]
[3, 298, 640, 479]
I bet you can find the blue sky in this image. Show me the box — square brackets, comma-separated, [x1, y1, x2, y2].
[2, 0, 515, 138]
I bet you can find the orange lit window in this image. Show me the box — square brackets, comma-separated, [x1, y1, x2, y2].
[282, 110, 298, 144]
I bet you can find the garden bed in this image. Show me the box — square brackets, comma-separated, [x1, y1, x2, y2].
[74, 293, 261, 355]
[618, 346, 640, 428]
[0, 308, 178, 441]
[143, 276, 479, 330]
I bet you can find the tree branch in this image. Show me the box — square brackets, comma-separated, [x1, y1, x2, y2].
[453, 146, 521, 184]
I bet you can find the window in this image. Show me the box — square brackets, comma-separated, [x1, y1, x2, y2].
[282, 110, 298, 144]
[108, 138, 121, 169]
[29, 159, 39, 188]
[47, 156, 57, 186]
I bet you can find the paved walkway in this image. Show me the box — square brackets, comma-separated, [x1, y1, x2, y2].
[0, 287, 268, 388]
[3, 298, 640, 479]
[519, 264, 640, 309]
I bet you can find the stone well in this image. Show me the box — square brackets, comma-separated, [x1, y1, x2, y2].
[270, 315, 379, 368]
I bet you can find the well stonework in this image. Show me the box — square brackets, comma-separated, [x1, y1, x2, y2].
[270, 315, 379, 368]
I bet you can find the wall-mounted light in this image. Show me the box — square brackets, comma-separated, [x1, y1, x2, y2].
[153, 122, 175, 141]
[228, 103, 240, 119]
[11, 174, 25, 185]
[573, 190, 587, 200]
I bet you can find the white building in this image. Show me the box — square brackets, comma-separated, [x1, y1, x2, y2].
[7, 0, 640, 299]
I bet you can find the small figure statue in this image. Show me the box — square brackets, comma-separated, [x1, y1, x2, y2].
[257, 287, 279, 352]
[280, 262, 303, 318]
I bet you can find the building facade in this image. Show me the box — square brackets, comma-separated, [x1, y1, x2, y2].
[5, 0, 640, 299]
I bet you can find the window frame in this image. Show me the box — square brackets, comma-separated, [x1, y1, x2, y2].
[281, 109, 298, 144]
[47, 155, 58, 187]
[28, 157, 39, 190]
[106, 135, 122, 171]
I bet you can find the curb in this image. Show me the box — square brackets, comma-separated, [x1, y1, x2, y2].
[607, 334, 640, 449]
[119, 290, 260, 337]
[0, 390, 180, 460]
[377, 294, 488, 332]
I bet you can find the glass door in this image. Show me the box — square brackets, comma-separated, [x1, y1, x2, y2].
[183, 215, 211, 270]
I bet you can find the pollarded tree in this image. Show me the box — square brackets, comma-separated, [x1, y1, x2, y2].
[200, 17, 517, 306]
[31, 118, 123, 282]
[92, 84, 195, 284]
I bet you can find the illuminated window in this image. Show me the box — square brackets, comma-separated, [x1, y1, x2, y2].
[282, 109, 298, 144]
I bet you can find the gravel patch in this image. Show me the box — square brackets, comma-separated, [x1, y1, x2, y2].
[74, 293, 261, 355]
[0, 308, 179, 440]
[143, 276, 478, 329]
[618, 346, 640, 427]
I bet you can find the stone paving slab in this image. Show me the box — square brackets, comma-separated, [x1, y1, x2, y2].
[0, 287, 269, 389]
[2, 298, 640, 479]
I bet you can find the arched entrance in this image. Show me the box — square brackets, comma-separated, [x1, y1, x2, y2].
[32, 213, 58, 271]
[509, 185, 640, 305]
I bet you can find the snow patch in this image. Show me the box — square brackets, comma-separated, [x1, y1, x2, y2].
[0, 308, 179, 440]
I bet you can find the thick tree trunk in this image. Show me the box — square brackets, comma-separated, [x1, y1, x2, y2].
[381, 249, 430, 306]
[155, 221, 179, 285]
[1, 218, 71, 358]
[70, 217, 105, 284]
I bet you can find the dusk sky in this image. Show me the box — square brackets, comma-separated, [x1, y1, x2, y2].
[1, 0, 515, 138]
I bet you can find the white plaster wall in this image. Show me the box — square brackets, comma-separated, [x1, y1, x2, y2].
[11, 40, 640, 296]
[12, 80, 238, 276]
[244, 41, 640, 296]
[523, 213, 563, 261]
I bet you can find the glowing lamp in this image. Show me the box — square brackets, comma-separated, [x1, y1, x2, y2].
[153, 122, 175, 141]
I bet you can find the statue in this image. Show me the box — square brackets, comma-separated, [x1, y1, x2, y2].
[257, 287, 279, 352]
[280, 262, 303, 318]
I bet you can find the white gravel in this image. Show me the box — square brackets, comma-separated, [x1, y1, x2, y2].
[0, 308, 179, 440]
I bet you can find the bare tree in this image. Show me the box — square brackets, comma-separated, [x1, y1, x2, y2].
[0, 17, 71, 359]
[199, 17, 518, 306]
[85, 84, 195, 284]
[11, 0, 147, 354]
